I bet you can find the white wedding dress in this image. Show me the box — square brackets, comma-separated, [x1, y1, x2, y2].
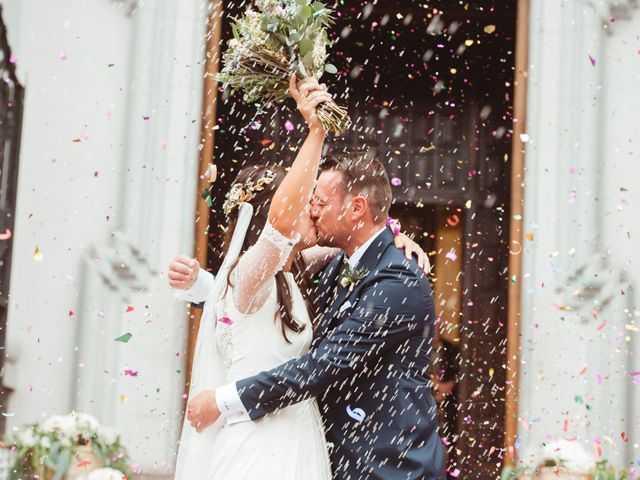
[174, 209, 331, 480]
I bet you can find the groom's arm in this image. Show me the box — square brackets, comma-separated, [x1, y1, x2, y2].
[216, 265, 434, 422]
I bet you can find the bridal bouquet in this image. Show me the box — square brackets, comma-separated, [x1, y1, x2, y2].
[5, 412, 133, 479]
[217, 0, 351, 134]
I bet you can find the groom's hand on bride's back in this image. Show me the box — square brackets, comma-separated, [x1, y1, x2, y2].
[186, 389, 220, 433]
[393, 233, 432, 275]
[168, 255, 200, 290]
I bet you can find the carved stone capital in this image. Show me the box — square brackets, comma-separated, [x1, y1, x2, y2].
[583, 0, 638, 30]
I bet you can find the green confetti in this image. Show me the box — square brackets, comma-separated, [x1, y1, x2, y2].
[108, 63, 115, 68]
[511, 275, 517, 284]
[115, 332, 133, 343]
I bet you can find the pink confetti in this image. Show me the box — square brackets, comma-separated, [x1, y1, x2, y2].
[143, 115, 150, 120]
[284, 120, 295, 131]
[124, 369, 138, 377]
[0, 229, 12, 240]
[450, 469, 461, 478]
[219, 316, 233, 326]
[445, 250, 457, 261]
[588, 54, 596, 66]
[391, 177, 402, 187]
[9, 55, 17, 64]
[59, 52, 68, 60]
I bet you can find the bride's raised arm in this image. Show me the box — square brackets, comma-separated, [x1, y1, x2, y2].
[231, 75, 332, 314]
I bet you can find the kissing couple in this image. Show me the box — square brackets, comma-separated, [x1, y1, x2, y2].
[169, 76, 446, 479]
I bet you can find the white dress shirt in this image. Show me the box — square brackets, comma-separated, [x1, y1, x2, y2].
[216, 226, 388, 424]
[172, 268, 215, 303]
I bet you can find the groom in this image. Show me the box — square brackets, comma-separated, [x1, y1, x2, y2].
[188, 153, 446, 479]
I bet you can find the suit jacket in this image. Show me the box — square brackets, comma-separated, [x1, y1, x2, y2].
[236, 228, 446, 479]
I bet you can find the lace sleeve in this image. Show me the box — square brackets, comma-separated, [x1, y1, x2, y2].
[230, 220, 299, 314]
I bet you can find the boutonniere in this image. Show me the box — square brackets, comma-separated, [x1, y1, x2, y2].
[339, 264, 369, 292]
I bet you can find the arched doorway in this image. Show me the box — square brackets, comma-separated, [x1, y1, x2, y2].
[192, 1, 520, 477]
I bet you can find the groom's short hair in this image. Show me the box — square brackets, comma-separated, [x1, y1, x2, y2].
[320, 152, 392, 223]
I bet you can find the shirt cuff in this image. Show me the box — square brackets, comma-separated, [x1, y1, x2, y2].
[172, 268, 214, 303]
[216, 383, 250, 424]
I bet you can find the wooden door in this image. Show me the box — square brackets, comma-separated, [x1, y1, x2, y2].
[0, 5, 25, 435]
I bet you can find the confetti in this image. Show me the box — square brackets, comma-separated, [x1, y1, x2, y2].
[484, 24, 496, 34]
[284, 120, 295, 131]
[346, 404, 366, 422]
[33, 246, 43, 262]
[126, 306, 135, 312]
[446, 214, 460, 227]
[509, 240, 522, 255]
[59, 52, 68, 60]
[0, 229, 11, 240]
[390, 177, 402, 186]
[123, 369, 138, 377]
[68, 310, 75, 317]
[588, 54, 596, 66]
[219, 316, 234, 326]
[115, 333, 133, 343]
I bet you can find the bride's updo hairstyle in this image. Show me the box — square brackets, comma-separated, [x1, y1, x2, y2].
[222, 164, 314, 342]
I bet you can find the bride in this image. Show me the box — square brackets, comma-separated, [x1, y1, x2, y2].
[172, 75, 333, 479]
[170, 76, 431, 478]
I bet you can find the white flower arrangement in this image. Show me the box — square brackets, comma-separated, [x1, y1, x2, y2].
[502, 439, 631, 480]
[80, 467, 126, 480]
[5, 412, 132, 479]
[539, 440, 595, 473]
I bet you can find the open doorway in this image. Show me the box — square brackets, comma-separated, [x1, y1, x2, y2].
[198, 1, 517, 477]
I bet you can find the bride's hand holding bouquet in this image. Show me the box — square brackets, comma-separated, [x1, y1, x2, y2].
[217, 0, 350, 135]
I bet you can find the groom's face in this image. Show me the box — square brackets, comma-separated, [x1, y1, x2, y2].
[310, 170, 350, 247]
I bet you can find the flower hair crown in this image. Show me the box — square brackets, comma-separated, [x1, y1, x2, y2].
[223, 169, 276, 217]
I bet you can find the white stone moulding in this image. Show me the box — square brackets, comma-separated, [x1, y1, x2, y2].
[111, 0, 139, 16]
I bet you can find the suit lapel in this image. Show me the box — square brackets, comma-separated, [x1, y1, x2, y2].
[317, 228, 395, 339]
[313, 253, 344, 340]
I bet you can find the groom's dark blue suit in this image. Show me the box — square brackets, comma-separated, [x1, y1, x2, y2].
[236, 228, 446, 479]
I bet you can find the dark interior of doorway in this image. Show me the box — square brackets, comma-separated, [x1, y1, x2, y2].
[206, 1, 517, 477]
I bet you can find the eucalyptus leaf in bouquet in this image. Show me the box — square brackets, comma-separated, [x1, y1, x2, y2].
[217, 0, 351, 135]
